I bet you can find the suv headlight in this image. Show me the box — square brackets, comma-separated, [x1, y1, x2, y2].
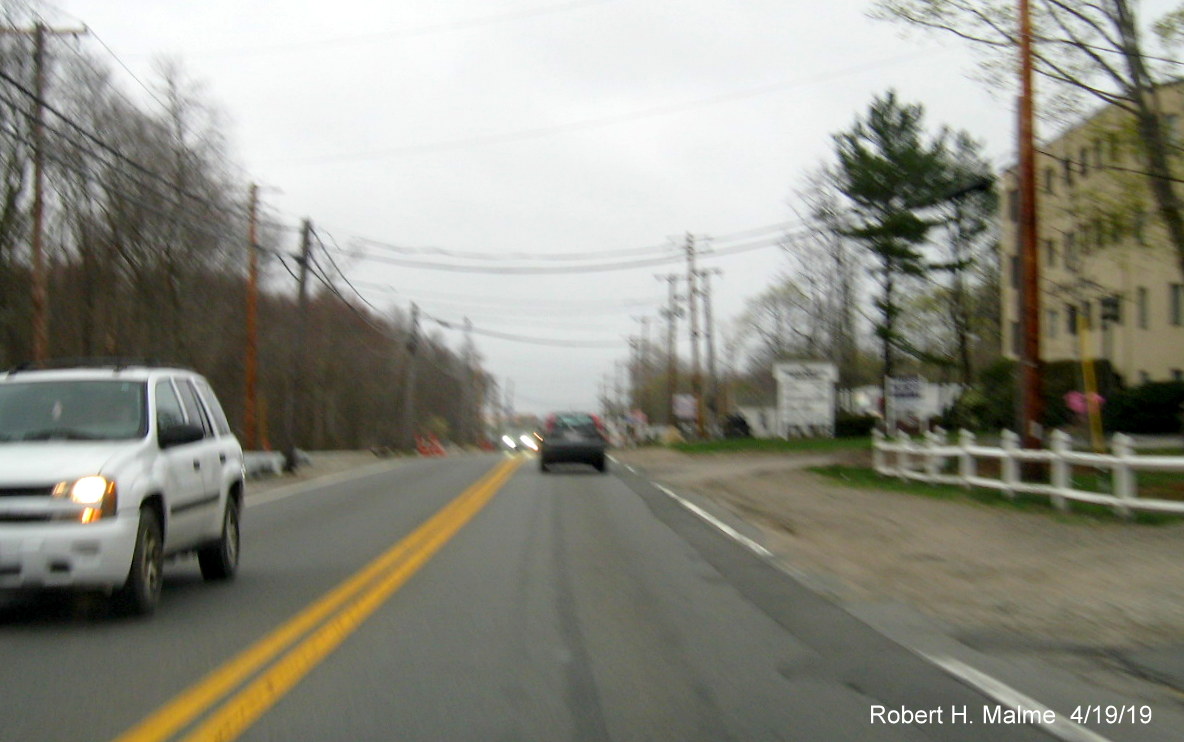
[53, 476, 118, 523]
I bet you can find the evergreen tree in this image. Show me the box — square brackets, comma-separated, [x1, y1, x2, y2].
[830, 91, 951, 397]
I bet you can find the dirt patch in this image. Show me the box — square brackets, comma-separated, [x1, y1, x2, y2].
[614, 447, 1184, 649]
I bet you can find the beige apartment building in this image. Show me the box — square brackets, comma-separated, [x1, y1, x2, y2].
[1000, 82, 1184, 385]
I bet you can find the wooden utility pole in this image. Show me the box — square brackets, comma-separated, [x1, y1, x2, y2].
[244, 184, 260, 450]
[698, 267, 722, 429]
[1018, 0, 1043, 448]
[656, 273, 680, 426]
[285, 219, 313, 471]
[684, 234, 705, 438]
[632, 315, 651, 418]
[0, 23, 86, 362]
[463, 317, 475, 445]
[401, 302, 420, 450]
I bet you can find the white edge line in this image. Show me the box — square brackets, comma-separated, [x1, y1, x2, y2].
[654, 483, 773, 559]
[923, 654, 1113, 742]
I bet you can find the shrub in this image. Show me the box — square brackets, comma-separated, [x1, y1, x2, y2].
[835, 412, 878, 438]
[1104, 382, 1184, 434]
[973, 358, 1122, 431]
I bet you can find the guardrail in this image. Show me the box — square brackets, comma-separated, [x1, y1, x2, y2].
[243, 451, 285, 478]
[872, 428, 1184, 517]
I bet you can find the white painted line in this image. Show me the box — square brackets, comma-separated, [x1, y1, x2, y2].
[655, 484, 773, 559]
[923, 654, 1113, 742]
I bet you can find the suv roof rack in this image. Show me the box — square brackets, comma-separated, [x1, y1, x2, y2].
[6, 357, 190, 374]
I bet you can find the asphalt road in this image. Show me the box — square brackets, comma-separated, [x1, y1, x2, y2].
[0, 453, 1146, 741]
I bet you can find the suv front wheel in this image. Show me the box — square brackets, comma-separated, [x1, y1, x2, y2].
[114, 507, 163, 616]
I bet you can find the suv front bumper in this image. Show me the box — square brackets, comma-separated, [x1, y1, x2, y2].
[0, 514, 138, 590]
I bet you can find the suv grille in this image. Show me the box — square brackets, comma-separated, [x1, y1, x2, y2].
[0, 486, 56, 498]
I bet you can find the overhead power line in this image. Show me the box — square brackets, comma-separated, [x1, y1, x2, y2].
[150, 0, 618, 59]
[265, 50, 944, 165]
[337, 232, 795, 275]
[427, 314, 622, 348]
[350, 221, 793, 263]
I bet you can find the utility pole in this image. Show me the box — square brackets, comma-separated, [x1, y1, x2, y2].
[463, 317, 475, 445]
[684, 234, 705, 438]
[656, 274, 681, 426]
[244, 183, 260, 450]
[639, 316, 651, 420]
[401, 302, 420, 450]
[698, 267, 723, 431]
[284, 219, 313, 471]
[1017, 0, 1043, 448]
[1, 23, 86, 362]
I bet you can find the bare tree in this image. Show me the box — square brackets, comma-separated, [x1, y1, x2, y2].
[789, 167, 867, 386]
[873, 0, 1184, 278]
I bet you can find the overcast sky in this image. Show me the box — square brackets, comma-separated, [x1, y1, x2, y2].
[46, 0, 1036, 415]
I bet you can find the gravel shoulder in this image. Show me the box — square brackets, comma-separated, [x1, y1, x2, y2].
[611, 447, 1184, 651]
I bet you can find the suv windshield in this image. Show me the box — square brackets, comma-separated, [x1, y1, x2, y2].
[0, 380, 148, 442]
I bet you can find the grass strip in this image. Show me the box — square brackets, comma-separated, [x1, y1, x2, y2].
[809, 463, 1179, 526]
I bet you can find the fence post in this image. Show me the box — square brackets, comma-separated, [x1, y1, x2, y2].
[1000, 429, 1019, 500]
[872, 428, 884, 474]
[896, 429, 912, 478]
[924, 427, 943, 480]
[958, 429, 975, 488]
[1110, 433, 1135, 519]
[1049, 429, 1070, 513]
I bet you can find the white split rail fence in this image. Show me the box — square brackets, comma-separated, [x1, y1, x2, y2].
[872, 428, 1184, 517]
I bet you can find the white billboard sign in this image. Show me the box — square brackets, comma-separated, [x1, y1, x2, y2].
[774, 361, 837, 437]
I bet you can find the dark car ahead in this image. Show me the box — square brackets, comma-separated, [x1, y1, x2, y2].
[538, 411, 608, 473]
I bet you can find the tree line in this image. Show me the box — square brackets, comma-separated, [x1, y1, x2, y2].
[0, 2, 488, 450]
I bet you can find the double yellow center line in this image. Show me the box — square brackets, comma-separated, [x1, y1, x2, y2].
[114, 456, 522, 742]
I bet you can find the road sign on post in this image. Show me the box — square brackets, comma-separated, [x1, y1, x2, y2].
[886, 375, 923, 432]
[774, 362, 837, 438]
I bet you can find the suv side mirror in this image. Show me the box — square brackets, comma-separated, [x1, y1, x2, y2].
[158, 423, 204, 449]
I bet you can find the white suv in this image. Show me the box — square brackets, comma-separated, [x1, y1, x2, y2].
[0, 363, 245, 615]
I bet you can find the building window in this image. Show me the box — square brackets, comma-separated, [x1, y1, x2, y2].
[1065, 231, 1077, 270]
[1174, 369, 1184, 383]
[1140, 371, 1150, 385]
[1063, 157, 1075, 187]
[1171, 283, 1184, 326]
[1138, 286, 1149, 329]
[1067, 303, 1078, 335]
[1043, 167, 1056, 194]
[1101, 295, 1122, 325]
[1047, 309, 1059, 339]
[1082, 300, 1093, 330]
[1080, 147, 1090, 177]
[1044, 238, 1056, 268]
[1010, 254, 1021, 289]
